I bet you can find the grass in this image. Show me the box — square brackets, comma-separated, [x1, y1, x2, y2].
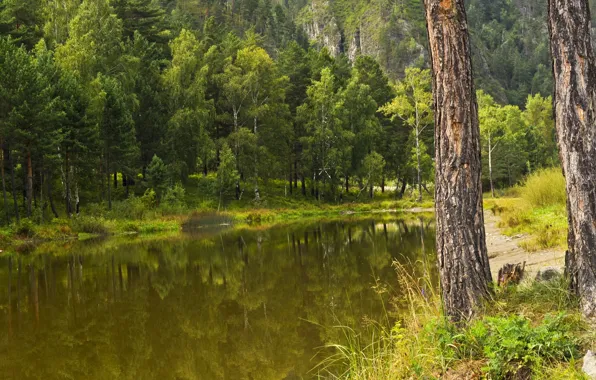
[317, 268, 591, 379]
[485, 168, 568, 252]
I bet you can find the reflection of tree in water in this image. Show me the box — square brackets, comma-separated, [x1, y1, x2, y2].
[0, 216, 436, 379]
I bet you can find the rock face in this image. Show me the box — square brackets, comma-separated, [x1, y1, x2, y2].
[301, 0, 342, 57]
[583, 350, 596, 379]
[298, 0, 425, 79]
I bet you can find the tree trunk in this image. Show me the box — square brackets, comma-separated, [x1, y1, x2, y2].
[488, 133, 495, 198]
[9, 149, 19, 223]
[26, 150, 33, 217]
[415, 125, 423, 202]
[1, 141, 9, 225]
[548, 0, 596, 317]
[107, 157, 112, 210]
[113, 171, 117, 189]
[399, 177, 407, 199]
[65, 152, 72, 217]
[46, 172, 58, 218]
[425, 0, 493, 322]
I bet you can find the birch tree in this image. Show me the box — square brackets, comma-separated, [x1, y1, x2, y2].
[380, 68, 432, 202]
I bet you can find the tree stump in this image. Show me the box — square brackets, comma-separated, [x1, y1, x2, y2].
[497, 262, 526, 287]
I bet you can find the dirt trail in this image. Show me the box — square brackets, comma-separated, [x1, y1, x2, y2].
[484, 212, 565, 279]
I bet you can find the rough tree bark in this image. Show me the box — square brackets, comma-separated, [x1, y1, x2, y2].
[424, 0, 493, 322]
[26, 150, 33, 217]
[548, 0, 596, 317]
[9, 148, 19, 223]
[1, 141, 9, 224]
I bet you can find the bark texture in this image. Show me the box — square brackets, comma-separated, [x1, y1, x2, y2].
[424, 0, 493, 322]
[548, 0, 596, 317]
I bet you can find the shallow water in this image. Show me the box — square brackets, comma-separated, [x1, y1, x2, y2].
[0, 216, 435, 379]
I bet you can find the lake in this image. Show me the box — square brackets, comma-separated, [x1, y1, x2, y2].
[0, 215, 436, 379]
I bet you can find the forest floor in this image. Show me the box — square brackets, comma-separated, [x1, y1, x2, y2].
[485, 211, 565, 279]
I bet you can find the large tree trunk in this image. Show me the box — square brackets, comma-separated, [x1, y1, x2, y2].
[424, 0, 493, 322]
[65, 152, 72, 217]
[9, 149, 19, 223]
[26, 150, 33, 217]
[106, 157, 112, 210]
[46, 171, 58, 218]
[1, 141, 9, 225]
[548, 0, 596, 317]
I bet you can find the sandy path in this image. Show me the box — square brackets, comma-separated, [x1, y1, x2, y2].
[484, 212, 565, 279]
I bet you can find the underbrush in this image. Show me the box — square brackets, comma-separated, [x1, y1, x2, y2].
[0, 178, 433, 247]
[318, 269, 589, 379]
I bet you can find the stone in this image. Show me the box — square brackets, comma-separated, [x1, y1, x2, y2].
[534, 267, 563, 282]
[583, 350, 596, 379]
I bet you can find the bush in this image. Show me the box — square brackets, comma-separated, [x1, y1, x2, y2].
[71, 216, 110, 235]
[521, 168, 566, 207]
[14, 219, 36, 238]
[161, 183, 187, 213]
[122, 221, 140, 233]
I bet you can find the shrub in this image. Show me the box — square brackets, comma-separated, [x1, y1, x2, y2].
[122, 221, 140, 233]
[162, 183, 187, 213]
[141, 188, 157, 209]
[520, 168, 566, 207]
[71, 216, 109, 235]
[14, 219, 36, 238]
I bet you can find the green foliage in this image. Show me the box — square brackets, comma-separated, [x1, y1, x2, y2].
[162, 183, 186, 212]
[325, 274, 586, 379]
[147, 155, 168, 198]
[216, 143, 240, 203]
[380, 68, 433, 200]
[72, 216, 110, 234]
[0, 0, 563, 228]
[14, 219, 36, 238]
[467, 314, 579, 378]
[521, 167, 566, 207]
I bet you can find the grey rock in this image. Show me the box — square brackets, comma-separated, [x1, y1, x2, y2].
[583, 350, 596, 379]
[535, 266, 563, 282]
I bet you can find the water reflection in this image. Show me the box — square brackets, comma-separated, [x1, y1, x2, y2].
[0, 216, 435, 379]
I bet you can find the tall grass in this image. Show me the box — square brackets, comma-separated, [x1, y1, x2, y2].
[494, 167, 568, 251]
[315, 261, 446, 379]
[520, 167, 566, 207]
[316, 265, 588, 379]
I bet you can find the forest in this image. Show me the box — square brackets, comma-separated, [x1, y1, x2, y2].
[0, 0, 560, 225]
[5, 0, 596, 379]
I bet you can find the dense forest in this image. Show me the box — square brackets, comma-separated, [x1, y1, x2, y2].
[0, 0, 559, 223]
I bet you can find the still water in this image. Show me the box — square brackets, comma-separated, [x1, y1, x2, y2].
[0, 216, 435, 379]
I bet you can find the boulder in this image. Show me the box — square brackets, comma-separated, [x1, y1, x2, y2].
[583, 350, 596, 379]
[534, 267, 563, 282]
